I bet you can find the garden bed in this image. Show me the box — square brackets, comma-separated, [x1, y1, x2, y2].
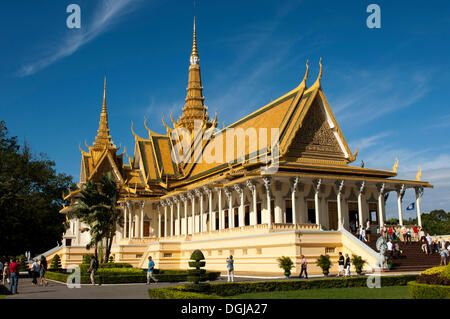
[408, 264, 450, 299]
[148, 275, 417, 299]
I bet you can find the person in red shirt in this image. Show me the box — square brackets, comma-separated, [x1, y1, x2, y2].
[413, 225, 418, 241]
[9, 258, 20, 294]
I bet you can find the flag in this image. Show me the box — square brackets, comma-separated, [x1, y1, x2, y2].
[406, 202, 415, 210]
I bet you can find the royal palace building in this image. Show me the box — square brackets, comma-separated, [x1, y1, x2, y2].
[51, 20, 433, 275]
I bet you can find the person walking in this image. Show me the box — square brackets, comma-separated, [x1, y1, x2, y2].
[413, 225, 418, 241]
[146, 256, 158, 284]
[9, 258, 19, 295]
[2, 261, 10, 286]
[39, 256, 48, 286]
[299, 255, 308, 279]
[337, 252, 345, 277]
[31, 259, 40, 286]
[226, 255, 234, 282]
[88, 255, 98, 286]
[440, 248, 449, 266]
[406, 228, 412, 244]
[344, 254, 351, 277]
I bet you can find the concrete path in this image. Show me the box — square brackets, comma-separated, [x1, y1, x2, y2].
[3, 272, 419, 299]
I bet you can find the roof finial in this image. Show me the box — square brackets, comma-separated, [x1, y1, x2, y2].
[311, 58, 323, 89]
[102, 75, 107, 113]
[190, 17, 199, 65]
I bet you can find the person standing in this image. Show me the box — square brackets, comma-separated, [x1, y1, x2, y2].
[39, 256, 48, 286]
[413, 225, 418, 241]
[226, 255, 234, 282]
[440, 248, 449, 266]
[2, 261, 10, 286]
[146, 256, 158, 284]
[337, 252, 345, 277]
[88, 255, 98, 286]
[406, 228, 412, 244]
[0, 260, 3, 283]
[299, 255, 308, 279]
[344, 254, 351, 277]
[31, 259, 40, 286]
[9, 258, 19, 295]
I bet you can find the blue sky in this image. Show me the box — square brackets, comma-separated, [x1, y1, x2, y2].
[1, 0, 450, 219]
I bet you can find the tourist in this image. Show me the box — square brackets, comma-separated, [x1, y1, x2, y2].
[420, 235, 429, 254]
[88, 255, 98, 285]
[146, 256, 158, 284]
[387, 226, 393, 241]
[394, 242, 402, 258]
[440, 248, 449, 266]
[413, 225, 418, 241]
[344, 254, 351, 277]
[406, 228, 412, 244]
[0, 260, 3, 283]
[440, 237, 446, 250]
[419, 227, 425, 238]
[400, 226, 407, 244]
[9, 258, 19, 294]
[226, 255, 234, 282]
[2, 261, 9, 286]
[299, 255, 308, 279]
[360, 227, 367, 242]
[337, 252, 345, 277]
[387, 239, 394, 260]
[39, 256, 48, 286]
[366, 219, 371, 240]
[31, 259, 40, 286]
[426, 233, 433, 254]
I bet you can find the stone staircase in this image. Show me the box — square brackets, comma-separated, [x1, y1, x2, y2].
[356, 234, 442, 272]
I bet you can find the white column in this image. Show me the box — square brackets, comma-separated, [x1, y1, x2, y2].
[263, 177, 272, 228]
[314, 179, 322, 227]
[357, 182, 365, 228]
[224, 188, 233, 228]
[140, 201, 145, 238]
[291, 177, 299, 224]
[174, 197, 181, 236]
[180, 194, 188, 236]
[189, 192, 195, 234]
[163, 201, 168, 237]
[195, 189, 203, 233]
[123, 204, 127, 239]
[397, 184, 405, 226]
[216, 188, 223, 230]
[377, 184, 385, 228]
[158, 204, 162, 238]
[204, 187, 213, 232]
[246, 180, 257, 226]
[169, 199, 174, 236]
[415, 187, 423, 228]
[234, 184, 244, 227]
[127, 202, 132, 239]
[336, 180, 344, 230]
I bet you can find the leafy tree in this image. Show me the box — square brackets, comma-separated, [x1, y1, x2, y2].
[51, 254, 62, 269]
[71, 171, 122, 263]
[0, 120, 75, 259]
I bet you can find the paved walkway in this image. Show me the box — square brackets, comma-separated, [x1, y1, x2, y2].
[2, 272, 419, 299]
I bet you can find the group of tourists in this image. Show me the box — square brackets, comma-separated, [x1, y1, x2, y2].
[0, 256, 48, 295]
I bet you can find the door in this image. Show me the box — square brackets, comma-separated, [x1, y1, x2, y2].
[328, 201, 338, 230]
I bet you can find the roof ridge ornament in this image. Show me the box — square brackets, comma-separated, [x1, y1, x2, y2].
[311, 57, 323, 90]
[296, 60, 309, 90]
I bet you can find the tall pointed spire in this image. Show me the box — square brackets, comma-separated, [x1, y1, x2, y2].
[93, 76, 116, 149]
[177, 17, 212, 131]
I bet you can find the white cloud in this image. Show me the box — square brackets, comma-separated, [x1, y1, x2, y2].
[16, 0, 143, 77]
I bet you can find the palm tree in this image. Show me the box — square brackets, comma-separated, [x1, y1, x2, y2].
[72, 171, 123, 263]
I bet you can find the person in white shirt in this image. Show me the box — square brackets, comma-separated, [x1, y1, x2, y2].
[31, 259, 40, 286]
[387, 239, 394, 259]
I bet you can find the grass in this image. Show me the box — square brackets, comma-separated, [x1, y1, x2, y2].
[0, 295, 5, 299]
[231, 285, 411, 299]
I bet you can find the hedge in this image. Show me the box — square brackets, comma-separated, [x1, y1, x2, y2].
[408, 281, 450, 299]
[416, 265, 450, 286]
[148, 275, 417, 299]
[148, 285, 220, 299]
[46, 269, 220, 284]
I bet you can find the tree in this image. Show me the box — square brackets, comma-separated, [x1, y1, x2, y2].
[51, 254, 62, 269]
[0, 120, 75, 259]
[188, 250, 206, 284]
[71, 171, 122, 263]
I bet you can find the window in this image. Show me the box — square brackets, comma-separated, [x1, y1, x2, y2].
[244, 205, 250, 226]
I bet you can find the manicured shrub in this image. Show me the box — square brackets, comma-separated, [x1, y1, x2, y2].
[408, 281, 450, 299]
[188, 250, 206, 284]
[416, 265, 450, 286]
[149, 286, 220, 299]
[50, 255, 62, 270]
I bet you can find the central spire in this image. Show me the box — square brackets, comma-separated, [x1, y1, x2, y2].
[93, 76, 116, 149]
[177, 17, 212, 131]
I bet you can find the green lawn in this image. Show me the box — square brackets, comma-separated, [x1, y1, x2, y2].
[0, 295, 6, 299]
[231, 285, 411, 299]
